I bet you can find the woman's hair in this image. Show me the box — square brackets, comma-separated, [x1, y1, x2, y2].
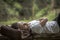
[11, 22, 28, 30]
[11, 23, 19, 29]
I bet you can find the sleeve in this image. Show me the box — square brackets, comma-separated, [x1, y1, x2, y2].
[46, 21, 59, 33]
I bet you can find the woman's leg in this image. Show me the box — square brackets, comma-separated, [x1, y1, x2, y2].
[0, 25, 21, 40]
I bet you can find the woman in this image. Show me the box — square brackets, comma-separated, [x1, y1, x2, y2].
[0, 13, 60, 40]
[11, 17, 59, 34]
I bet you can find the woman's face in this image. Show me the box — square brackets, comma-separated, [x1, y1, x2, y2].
[18, 22, 29, 30]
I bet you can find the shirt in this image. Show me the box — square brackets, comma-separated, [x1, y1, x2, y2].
[29, 20, 45, 34]
[29, 20, 59, 34]
[45, 21, 59, 33]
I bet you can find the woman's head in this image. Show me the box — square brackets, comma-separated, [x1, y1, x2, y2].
[11, 23, 19, 29]
[17, 22, 28, 30]
[12, 22, 29, 30]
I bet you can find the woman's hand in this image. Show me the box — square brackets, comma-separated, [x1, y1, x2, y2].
[40, 18, 48, 27]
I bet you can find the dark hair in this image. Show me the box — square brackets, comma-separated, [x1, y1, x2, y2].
[11, 23, 19, 29]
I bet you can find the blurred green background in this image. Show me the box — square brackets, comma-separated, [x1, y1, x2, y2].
[0, 0, 60, 25]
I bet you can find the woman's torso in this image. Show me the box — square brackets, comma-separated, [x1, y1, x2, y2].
[29, 20, 60, 34]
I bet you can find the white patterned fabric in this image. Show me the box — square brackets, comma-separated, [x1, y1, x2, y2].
[45, 21, 59, 33]
[29, 20, 59, 34]
[29, 20, 45, 34]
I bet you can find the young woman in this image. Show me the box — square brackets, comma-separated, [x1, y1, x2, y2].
[11, 13, 60, 34]
[11, 17, 59, 34]
[0, 13, 60, 40]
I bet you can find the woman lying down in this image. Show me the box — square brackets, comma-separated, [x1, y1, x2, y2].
[15, 17, 59, 34]
[10, 13, 60, 34]
[0, 14, 60, 40]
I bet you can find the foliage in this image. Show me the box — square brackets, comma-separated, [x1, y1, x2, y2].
[35, 6, 50, 19]
[35, 5, 56, 21]
[34, 3, 39, 14]
[0, 0, 58, 25]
